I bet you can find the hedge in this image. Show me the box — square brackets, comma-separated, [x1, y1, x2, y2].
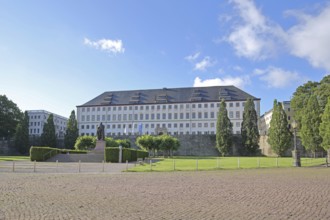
[30, 146, 88, 161]
[105, 147, 148, 163]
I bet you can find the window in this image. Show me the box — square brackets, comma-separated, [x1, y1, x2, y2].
[107, 125, 110, 129]
[186, 123, 189, 128]
[180, 113, 184, 119]
[81, 115, 85, 122]
[145, 124, 149, 128]
[204, 123, 208, 127]
[198, 123, 202, 128]
[87, 115, 90, 122]
[112, 124, 116, 129]
[174, 113, 178, 119]
[82, 108, 85, 112]
[162, 124, 166, 128]
[210, 123, 215, 128]
[162, 105, 166, 110]
[236, 111, 240, 119]
[192, 112, 196, 119]
[168, 113, 172, 119]
[288, 108, 290, 112]
[123, 114, 127, 121]
[229, 103, 233, 107]
[210, 112, 215, 118]
[168, 105, 172, 110]
[112, 115, 116, 121]
[151, 124, 154, 128]
[151, 106, 155, 110]
[204, 104, 208, 108]
[140, 106, 143, 110]
[186, 113, 190, 119]
[102, 115, 105, 121]
[242, 102, 245, 107]
[236, 122, 241, 127]
[288, 116, 291, 120]
[86, 125, 90, 129]
[192, 104, 196, 108]
[145, 114, 149, 120]
[129, 106, 133, 110]
[97, 107, 100, 111]
[180, 104, 184, 109]
[157, 105, 160, 110]
[146, 106, 149, 110]
[129, 114, 132, 120]
[210, 103, 214, 108]
[198, 112, 202, 119]
[151, 114, 155, 120]
[91, 125, 95, 129]
[204, 112, 208, 119]
[162, 113, 166, 120]
[118, 115, 122, 121]
[97, 115, 100, 121]
[186, 104, 190, 108]
[180, 123, 183, 128]
[198, 104, 202, 108]
[229, 111, 233, 118]
[217, 103, 220, 108]
[174, 105, 178, 109]
[140, 114, 143, 120]
[107, 115, 111, 121]
[92, 115, 95, 121]
[192, 123, 196, 128]
[118, 124, 121, 129]
[157, 113, 161, 120]
[92, 107, 95, 112]
[81, 125, 84, 129]
[134, 114, 138, 120]
[87, 108, 90, 112]
[236, 102, 240, 107]
[174, 123, 177, 128]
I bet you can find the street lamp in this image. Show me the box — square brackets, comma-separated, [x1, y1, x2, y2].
[292, 120, 301, 167]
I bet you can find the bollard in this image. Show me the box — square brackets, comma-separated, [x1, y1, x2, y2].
[102, 160, 105, 172]
[78, 160, 81, 173]
[56, 160, 58, 173]
[12, 161, 15, 172]
[150, 159, 152, 171]
[126, 160, 128, 171]
[217, 157, 219, 169]
[34, 160, 36, 172]
[238, 157, 240, 169]
[196, 159, 198, 171]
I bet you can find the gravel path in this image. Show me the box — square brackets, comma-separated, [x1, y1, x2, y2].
[0, 168, 330, 220]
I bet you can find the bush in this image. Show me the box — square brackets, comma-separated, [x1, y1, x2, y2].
[74, 136, 96, 150]
[30, 146, 59, 161]
[60, 149, 88, 154]
[117, 139, 131, 148]
[105, 147, 149, 163]
[105, 137, 119, 148]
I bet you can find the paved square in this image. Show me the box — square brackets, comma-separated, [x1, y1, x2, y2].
[0, 168, 329, 219]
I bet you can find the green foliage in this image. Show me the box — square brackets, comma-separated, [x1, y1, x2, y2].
[268, 100, 292, 156]
[159, 135, 180, 157]
[14, 111, 30, 154]
[116, 139, 131, 148]
[216, 99, 233, 156]
[320, 97, 330, 151]
[0, 95, 23, 139]
[74, 136, 96, 150]
[241, 98, 260, 155]
[41, 114, 57, 148]
[291, 81, 318, 129]
[64, 110, 79, 149]
[105, 137, 119, 147]
[30, 146, 59, 161]
[314, 75, 330, 111]
[136, 135, 154, 151]
[30, 146, 87, 161]
[300, 95, 322, 153]
[105, 147, 148, 162]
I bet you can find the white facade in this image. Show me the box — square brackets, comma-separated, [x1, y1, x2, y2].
[77, 100, 260, 136]
[27, 110, 68, 138]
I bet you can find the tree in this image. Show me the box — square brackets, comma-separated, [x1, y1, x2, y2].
[136, 135, 154, 152]
[74, 136, 96, 150]
[241, 98, 260, 155]
[159, 135, 180, 157]
[291, 81, 318, 129]
[41, 114, 57, 147]
[315, 75, 330, 111]
[14, 111, 30, 154]
[216, 99, 233, 156]
[0, 95, 23, 139]
[300, 95, 322, 155]
[64, 110, 79, 149]
[320, 97, 330, 152]
[268, 100, 292, 156]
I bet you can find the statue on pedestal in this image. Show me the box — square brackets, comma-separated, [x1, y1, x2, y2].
[97, 122, 105, 141]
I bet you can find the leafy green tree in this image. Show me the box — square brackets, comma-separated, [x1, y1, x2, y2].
[159, 135, 180, 157]
[136, 135, 155, 155]
[14, 111, 30, 154]
[300, 95, 322, 155]
[268, 100, 292, 156]
[315, 75, 330, 111]
[0, 95, 23, 139]
[291, 81, 318, 129]
[241, 98, 260, 155]
[41, 114, 57, 147]
[320, 97, 330, 151]
[74, 135, 96, 150]
[216, 99, 233, 156]
[116, 139, 131, 148]
[64, 110, 79, 149]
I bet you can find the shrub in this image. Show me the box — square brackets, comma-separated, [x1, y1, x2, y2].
[137, 150, 149, 160]
[117, 139, 131, 148]
[30, 146, 59, 161]
[74, 136, 96, 150]
[105, 147, 120, 162]
[60, 149, 88, 154]
[105, 147, 148, 163]
[105, 137, 119, 148]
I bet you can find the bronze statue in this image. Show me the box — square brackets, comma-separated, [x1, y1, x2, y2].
[97, 122, 105, 140]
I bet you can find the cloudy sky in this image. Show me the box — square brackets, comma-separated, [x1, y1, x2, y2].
[1, 0, 329, 117]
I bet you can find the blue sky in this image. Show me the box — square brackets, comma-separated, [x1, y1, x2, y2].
[1, 0, 329, 117]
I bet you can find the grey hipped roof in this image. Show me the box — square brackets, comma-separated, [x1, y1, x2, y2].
[77, 86, 260, 107]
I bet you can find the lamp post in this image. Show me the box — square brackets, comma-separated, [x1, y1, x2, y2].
[292, 121, 301, 167]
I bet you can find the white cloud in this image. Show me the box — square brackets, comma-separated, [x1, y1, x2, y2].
[225, 0, 285, 60]
[194, 56, 215, 71]
[84, 38, 125, 54]
[257, 67, 300, 88]
[193, 76, 249, 89]
[287, 6, 330, 71]
[185, 52, 200, 62]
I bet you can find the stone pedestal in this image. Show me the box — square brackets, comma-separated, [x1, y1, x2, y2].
[292, 150, 301, 167]
[93, 141, 106, 154]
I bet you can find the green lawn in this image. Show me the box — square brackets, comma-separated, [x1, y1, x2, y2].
[0, 156, 30, 161]
[128, 156, 327, 172]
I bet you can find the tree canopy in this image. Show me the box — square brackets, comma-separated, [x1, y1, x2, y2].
[268, 100, 292, 156]
[41, 114, 57, 148]
[320, 97, 330, 151]
[64, 110, 79, 149]
[0, 95, 23, 139]
[14, 111, 30, 154]
[241, 98, 260, 155]
[216, 99, 233, 156]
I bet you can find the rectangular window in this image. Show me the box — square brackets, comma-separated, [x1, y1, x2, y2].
[146, 106, 149, 110]
[236, 122, 241, 127]
[102, 115, 105, 121]
[113, 107, 116, 111]
[163, 105, 166, 110]
[180, 113, 184, 119]
[151, 114, 155, 120]
[162, 113, 166, 120]
[112, 124, 116, 129]
[210, 123, 215, 128]
[129, 114, 132, 120]
[112, 115, 116, 121]
[174, 113, 178, 119]
[198, 123, 202, 128]
[157, 105, 160, 110]
[123, 114, 127, 121]
[198, 104, 202, 108]
[204, 123, 208, 127]
[97, 115, 100, 121]
[157, 113, 161, 120]
[192, 104, 196, 108]
[151, 124, 154, 128]
[236, 111, 240, 119]
[134, 114, 138, 120]
[81, 115, 85, 122]
[86, 125, 90, 129]
[145, 114, 149, 120]
[236, 102, 240, 107]
[210, 103, 214, 108]
[204, 104, 208, 108]
[174, 105, 178, 109]
[186, 123, 189, 128]
[192, 123, 196, 128]
[168, 113, 172, 119]
[107, 115, 111, 121]
[229, 111, 233, 118]
[82, 108, 85, 112]
[180, 123, 183, 128]
[210, 112, 215, 118]
[140, 114, 143, 120]
[204, 112, 208, 119]
[118, 114, 122, 121]
[81, 125, 84, 129]
[192, 112, 196, 119]
[97, 107, 100, 111]
[140, 106, 143, 110]
[198, 112, 202, 119]
[229, 103, 233, 107]
[168, 123, 172, 128]
[124, 106, 127, 111]
[92, 107, 95, 112]
[168, 105, 172, 110]
[87, 115, 90, 122]
[186, 113, 190, 119]
[180, 104, 184, 109]
[174, 123, 177, 128]
[151, 106, 155, 110]
[129, 106, 133, 110]
[186, 104, 190, 109]
[92, 115, 95, 121]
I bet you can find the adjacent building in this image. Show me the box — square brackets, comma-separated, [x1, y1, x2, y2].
[76, 86, 260, 137]
[27, 110, 68, 138]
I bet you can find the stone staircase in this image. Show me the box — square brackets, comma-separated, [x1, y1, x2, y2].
[47, 153, 105, 163]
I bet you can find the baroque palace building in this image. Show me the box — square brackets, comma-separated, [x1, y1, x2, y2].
[76, 86, 260, 137]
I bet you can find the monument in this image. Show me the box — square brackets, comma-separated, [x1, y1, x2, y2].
[93, 122, 106, 153]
